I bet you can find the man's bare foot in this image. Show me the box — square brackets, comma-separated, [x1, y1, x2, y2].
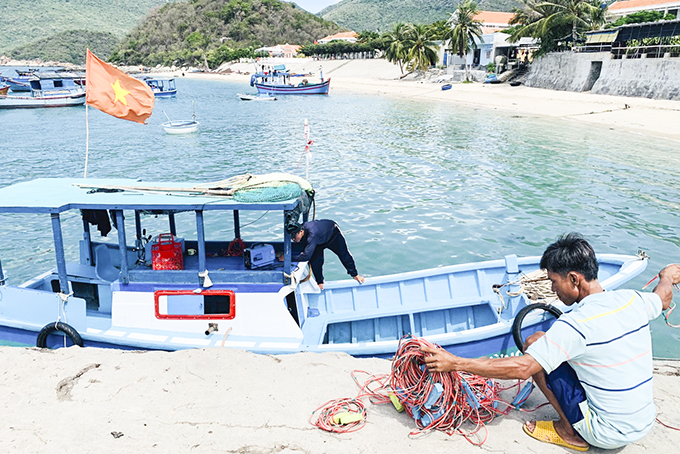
[318, 282, 324, 290]
[354, 275, 365, 284]
[524, 420, 588, 449]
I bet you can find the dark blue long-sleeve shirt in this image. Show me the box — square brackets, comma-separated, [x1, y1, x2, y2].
[292, 219, 337, 262]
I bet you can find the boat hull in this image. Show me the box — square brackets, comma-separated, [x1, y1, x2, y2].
[0, 92, 85, 109]
[255, 79, 330, 95]
[0, 252, 647, 357]
[162, 120, 199, 134]
[153, 89, 178, 98]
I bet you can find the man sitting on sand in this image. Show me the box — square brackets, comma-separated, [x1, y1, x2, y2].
[287, 219, 365, 290]
[422, 233, 680, 451]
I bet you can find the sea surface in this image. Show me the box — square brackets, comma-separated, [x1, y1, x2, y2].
[1, 75, 679, 357]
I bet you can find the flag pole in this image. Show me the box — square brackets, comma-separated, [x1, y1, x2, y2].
[84, 104, 90, 178]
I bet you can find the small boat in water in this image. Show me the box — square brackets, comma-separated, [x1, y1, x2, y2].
[238, 93, 277, 101]
[162, 119, 199, 134]
[0, 71, 85, 109]
[0, 83, 8, 96]
[161, 103, 199, 134]
[250, 64, 330, 95]
[0, 175, 648, 356]
[140, 76, 178, 98]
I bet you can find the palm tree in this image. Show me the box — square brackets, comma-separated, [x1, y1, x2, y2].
[383, 22, 413, 74]
[447, 0, 483, 82]
[508, 0, 606, 54]
[405, 24, 439, 72]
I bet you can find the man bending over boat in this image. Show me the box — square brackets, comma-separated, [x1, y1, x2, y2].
[422, 233, 680, 451]
[286, 220, 365, 290]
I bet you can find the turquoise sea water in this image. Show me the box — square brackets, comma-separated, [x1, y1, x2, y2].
[1, 76, 679, 357]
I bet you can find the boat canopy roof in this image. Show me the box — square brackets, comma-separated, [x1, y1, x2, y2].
[0, 178, 302, 214]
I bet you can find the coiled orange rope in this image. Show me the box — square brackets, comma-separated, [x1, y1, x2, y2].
[311, 336, 540, 443]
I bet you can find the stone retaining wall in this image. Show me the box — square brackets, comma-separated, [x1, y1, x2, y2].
[524, 51, 680, 100]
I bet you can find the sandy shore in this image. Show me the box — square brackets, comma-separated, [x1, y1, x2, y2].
[0, 347, 678, 453]
[185, 58, 680, 142]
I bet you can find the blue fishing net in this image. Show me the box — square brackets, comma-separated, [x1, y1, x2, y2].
[233, 183, 302, 202]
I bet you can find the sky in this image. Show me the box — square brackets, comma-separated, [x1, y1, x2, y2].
[288, 1, 343, 14]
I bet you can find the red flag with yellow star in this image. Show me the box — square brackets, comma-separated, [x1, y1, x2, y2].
[85, 49, 154, 124]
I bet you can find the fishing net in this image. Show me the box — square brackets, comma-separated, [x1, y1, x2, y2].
[233, 183, 302, 202]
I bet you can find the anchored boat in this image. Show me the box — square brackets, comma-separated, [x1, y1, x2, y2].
[0, 175, 647, 355]
[250, 65, 330, 95]
[140, 76, 178, 98]
[0, 71, 85, 109]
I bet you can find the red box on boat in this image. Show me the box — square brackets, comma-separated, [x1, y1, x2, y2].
[151, 233, 184, 270]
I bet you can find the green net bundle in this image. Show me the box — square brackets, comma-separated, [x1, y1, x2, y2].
[232, 183, 302, 202]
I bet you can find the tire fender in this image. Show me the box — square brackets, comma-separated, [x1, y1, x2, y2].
[511, 303, 562, 352]
[36, 321, 84, 348]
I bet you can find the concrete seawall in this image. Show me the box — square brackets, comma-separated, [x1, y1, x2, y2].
[525, 51, 680, 100]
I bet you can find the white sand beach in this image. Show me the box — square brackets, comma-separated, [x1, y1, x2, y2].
[194, 58, 680, 142]
[0, 346, 678, 453]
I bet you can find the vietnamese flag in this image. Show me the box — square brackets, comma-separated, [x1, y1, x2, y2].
[85, 49, 154, 124]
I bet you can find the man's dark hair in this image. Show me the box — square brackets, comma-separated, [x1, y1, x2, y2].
[540, 233, 599, 281]
[286, 223, 302, 235]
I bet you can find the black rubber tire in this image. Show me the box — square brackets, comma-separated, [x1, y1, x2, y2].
[512, 303, 563, 352]
[36, 322, 84, 348]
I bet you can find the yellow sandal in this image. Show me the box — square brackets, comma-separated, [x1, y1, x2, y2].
[523, 420, 589, 452]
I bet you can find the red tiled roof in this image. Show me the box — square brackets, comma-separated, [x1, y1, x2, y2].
[474, 11, 516, 25]
[609, 0, 680, 11]
[320, 31, 358, 41]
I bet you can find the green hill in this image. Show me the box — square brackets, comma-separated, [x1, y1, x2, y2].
[110, 0, 343, 67]
[8, 30, 119, 65]
[319, 0, 522, 33]
[0, 0, 175, 55]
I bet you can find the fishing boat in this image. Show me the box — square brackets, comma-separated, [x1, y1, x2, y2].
[238, 93, 277, 101]
[0, 68, 38, 92]
[0, 175, 648, 355]
[140, 76, 178, 98]
[0, 83, 8, 96]
[0, 71, 85, 109]
[250, 65, 330, 95]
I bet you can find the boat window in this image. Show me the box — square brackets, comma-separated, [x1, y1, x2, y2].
[54, 80, 63, 88]
[50, 279, 100, 311]
[154, 289, 236, 320]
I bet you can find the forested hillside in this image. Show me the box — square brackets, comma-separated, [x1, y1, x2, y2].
[110, 0, 342, 67]
[0, 0, 174, 55]
[320, 0, 521, 32]
[8, 30, 119, 65]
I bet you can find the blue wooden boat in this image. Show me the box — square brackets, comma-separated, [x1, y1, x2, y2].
[441, 83, 452, 91]
[0, 175, 648, 355]
[250, 65, 330, 95]
[140, 76, 178, 98]
[0, 69, 38, 92]
[0, 71, 85, 109]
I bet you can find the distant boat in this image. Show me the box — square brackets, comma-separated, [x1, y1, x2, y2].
[238, 93, 277, 101]
[162, 119, 199, 134]
[250, 64, 330, 95]
[0, 71, 85, 109]
[140, 76, 178, 98]
[0, 69, 39, 92]
[161, 105, 198, 134]
[441, 83, 452, 91]
[0, 83, 8, 96]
